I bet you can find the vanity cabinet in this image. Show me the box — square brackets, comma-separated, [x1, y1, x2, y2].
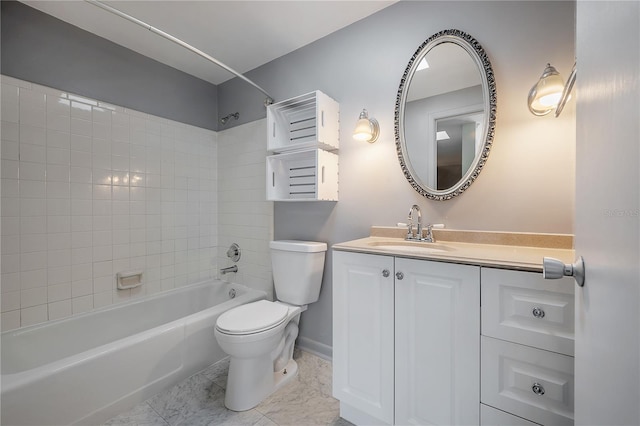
[480, 268, 575, 426]
[333, 250, 480, 425]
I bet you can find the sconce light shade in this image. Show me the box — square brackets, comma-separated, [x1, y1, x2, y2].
[353, 109, 380, 143]
[528, 64, 565, 116]
[528, 62, 576, 117]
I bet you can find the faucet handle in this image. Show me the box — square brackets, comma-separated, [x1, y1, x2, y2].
[422, 224, 435, 243]
[406, 222, 414, 240]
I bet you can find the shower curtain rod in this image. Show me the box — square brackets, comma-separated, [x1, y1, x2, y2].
[85, 0, 275, 106]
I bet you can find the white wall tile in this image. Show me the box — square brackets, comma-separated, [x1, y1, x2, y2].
[70, 118, 92, 137]
[70, 150, 92, 168]
[47, 265, 71, 285]
[0, 272, 20, 294]
[47, 164, 70, 182]
[2, 198, 20, 217]
[20, 180, 46, 199]
[1, 310, 21, 331]
[1, 159, 19, 179]
[2, 140, 20, 161]
[70, 134, 91, 152]
[71, 248, 93, 265]
[20, 233, 47, 253]
[47, 232, 71, 250]
[71, 101, 91, 120]
[48, 299, 72, 320]
[72, 295, 93, 314]
[21, 304, 48, 327]
[21, 287, 47, 308]
[46, 147, 71, 166]
[93, 291, 112, 308]
[48, 282, 71, 303]
[2, 291, 20, 312]
[1, 77, 224, 331]
[47, 199, 71, 216]
[72, 279, 93, 297]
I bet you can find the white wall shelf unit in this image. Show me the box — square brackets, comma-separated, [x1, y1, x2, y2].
[266, 148, 339, 201]
[267, 90, 339, 153]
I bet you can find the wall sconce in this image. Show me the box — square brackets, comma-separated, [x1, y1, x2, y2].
[352, 109, 380, 143]
[528, 62, 576, 117]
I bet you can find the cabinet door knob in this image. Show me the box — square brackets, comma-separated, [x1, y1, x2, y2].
[382, 269, 390, 278]
[396, 272, 404, 280]
[532, 307, 546, 318]
[532, 383, 545, 396]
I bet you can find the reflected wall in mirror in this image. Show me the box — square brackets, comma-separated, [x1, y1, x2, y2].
[395, 29, 496, 200]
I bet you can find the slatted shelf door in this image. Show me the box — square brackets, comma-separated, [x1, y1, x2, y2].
[267, 90, 339, 153]
[266, 149, 338, 201]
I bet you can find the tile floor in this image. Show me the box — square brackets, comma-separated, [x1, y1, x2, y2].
[104, 348, 352, 426]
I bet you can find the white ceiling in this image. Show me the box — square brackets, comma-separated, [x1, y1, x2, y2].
[22, 0, 396, 85]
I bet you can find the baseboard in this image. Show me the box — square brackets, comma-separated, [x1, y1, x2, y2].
[295, 336, 332, 361]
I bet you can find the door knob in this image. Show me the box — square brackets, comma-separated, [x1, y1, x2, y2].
[543, 256, 585, 287]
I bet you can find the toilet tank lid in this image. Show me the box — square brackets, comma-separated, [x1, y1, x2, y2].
[270, 240, 327, 253]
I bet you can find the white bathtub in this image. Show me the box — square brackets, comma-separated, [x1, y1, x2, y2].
[1, 280, 265, 426]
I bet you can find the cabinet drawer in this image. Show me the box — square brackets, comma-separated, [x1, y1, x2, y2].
[481, 404, 540, 426]
[481, 336, 574, 426]
[481, 268, 574, 356]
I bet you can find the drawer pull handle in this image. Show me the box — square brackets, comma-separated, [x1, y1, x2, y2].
[532, 307, 546, 319]
[532, 383, 545, 396]
[382, 269, 390, 278]
[396, 272, 404, 280]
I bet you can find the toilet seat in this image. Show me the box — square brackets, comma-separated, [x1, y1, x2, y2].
[216, 300, 289, 335]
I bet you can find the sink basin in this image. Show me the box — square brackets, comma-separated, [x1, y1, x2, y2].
[366, 240, 454, 254]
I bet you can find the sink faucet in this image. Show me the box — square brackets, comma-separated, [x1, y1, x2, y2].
[407, 204, 422, 240]
[406, 204, 436, 242]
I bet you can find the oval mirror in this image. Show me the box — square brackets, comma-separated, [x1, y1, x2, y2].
[395, 29, 496, 200]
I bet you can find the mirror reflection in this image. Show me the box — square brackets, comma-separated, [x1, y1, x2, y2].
[396, 30, 496, 200]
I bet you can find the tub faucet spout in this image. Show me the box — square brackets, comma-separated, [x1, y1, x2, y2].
[220, 265, 238, 275]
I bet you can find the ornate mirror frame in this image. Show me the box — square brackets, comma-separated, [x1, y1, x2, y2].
[395, 29, 497, 201]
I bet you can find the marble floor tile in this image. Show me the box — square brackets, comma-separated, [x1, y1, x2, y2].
[104, 348, 352, 426]
[103, 401, 169, 426]
[201, 357, 230, 389]
[146, 373, 263, 426]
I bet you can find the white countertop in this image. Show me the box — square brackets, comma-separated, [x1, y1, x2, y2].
[332, 236, 575, 272]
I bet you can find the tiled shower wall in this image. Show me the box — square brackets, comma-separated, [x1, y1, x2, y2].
[0, 75, 219, 331]
[217, 120, 273, 300]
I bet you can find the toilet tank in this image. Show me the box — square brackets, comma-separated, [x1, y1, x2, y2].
[270, 240, 327, 305]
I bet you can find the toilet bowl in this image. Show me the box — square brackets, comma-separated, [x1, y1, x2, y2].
[214, 300, 304, 411]
[214, 240, 326, 411]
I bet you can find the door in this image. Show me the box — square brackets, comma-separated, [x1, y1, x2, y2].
[395, 258, 479, 425]
[332, 251, 394, 424]
[575, 2, 640, 424]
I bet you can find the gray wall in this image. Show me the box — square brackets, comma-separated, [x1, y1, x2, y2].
[1, 1, 219, 131]
[218, 1, 576, 356]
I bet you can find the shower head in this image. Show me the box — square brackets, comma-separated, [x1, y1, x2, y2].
[220, 112, 240, 125]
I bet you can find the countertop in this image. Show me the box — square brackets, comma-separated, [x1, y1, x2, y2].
[332, 228, 575, 272]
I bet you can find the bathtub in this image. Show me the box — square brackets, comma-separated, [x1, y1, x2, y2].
[1, 279, 265, 426]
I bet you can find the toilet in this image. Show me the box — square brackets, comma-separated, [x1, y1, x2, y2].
[214, 240, 327, 411]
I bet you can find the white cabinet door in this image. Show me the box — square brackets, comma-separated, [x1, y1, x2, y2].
[333, 251, 394, 425]
[395, 258, 480, 425]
